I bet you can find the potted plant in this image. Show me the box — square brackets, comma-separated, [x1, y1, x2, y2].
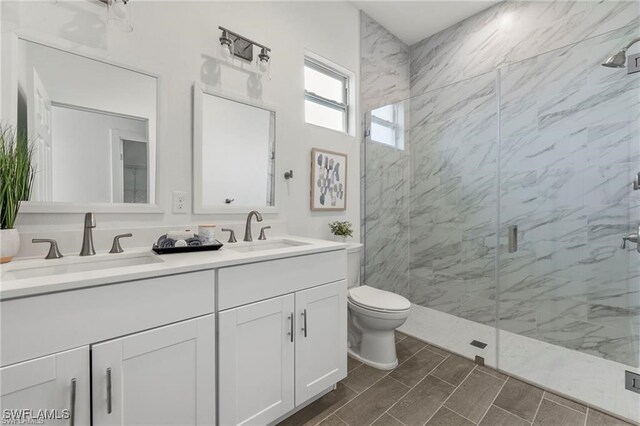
[0, 126, 34, 264]
[329, 220, 353, 242]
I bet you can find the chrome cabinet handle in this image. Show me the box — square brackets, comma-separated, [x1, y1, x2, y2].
[288, 313, 294, 342]
[69, 378, 76, 426]
[106, 368, 112, 414]
[301, 309, 308, 337]
[32, 238, 63, 259]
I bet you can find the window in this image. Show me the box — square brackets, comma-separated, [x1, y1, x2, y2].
[370, 103, 404, 150]
[304, 58, 349, 133]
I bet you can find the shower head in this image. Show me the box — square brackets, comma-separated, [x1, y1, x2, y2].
[602, 37, 640, 68]
[602, 49, 627, 68]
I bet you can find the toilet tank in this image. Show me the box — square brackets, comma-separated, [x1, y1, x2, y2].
[346, 243, 363, 288]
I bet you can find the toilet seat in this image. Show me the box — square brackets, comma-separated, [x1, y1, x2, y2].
[348, 299, 410, 321]
[348, 285, 411, 313]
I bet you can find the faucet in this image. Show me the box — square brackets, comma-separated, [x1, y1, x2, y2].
[80, 212, 96, 256]
[622, 225, 640, 253]
[243, 210, 263, 242]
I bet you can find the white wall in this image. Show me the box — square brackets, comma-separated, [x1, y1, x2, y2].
[1, 1, 360, 250]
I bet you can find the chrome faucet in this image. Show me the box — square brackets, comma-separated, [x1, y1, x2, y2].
[244, 210, 263, 242]
[80, 212, 96, 256]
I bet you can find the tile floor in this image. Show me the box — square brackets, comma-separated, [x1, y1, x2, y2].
[278, 333, 633, 426]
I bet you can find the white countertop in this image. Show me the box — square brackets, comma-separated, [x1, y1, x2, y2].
[0, 235, 348, 300]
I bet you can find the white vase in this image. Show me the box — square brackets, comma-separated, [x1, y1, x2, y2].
[0, 228, 20, 264]
[333, 235, 348, 242]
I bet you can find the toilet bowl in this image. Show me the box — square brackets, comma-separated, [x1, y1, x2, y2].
[345, 243, 411, 370]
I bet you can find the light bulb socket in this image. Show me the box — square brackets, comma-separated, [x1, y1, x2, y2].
[219, 31, 233, 60]
[219, 31, 232, 48]
[258, 50, 270, 73]
[258, 48, 270, 63]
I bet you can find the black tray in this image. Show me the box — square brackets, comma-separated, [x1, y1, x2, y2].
[152, 240, 224, 255]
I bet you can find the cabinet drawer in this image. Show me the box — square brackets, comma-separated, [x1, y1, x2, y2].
[1, 270, 215, 367]
[218, 250, 346, 310]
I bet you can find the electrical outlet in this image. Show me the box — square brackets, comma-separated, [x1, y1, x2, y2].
[173, 191, 188, 214]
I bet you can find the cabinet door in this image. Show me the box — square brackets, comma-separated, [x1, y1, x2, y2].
[219, 295, 295, 426]
[295, 281, 347, 404]
[92, 315, 215, 426]
[0, 346, 90, 426]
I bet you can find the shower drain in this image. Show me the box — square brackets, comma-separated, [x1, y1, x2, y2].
[470, 340, 488, 349]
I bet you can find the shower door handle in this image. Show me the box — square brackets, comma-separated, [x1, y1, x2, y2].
[508, 225, 518, 253]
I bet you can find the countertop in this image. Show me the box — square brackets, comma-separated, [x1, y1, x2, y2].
[0, 235, 348, 300]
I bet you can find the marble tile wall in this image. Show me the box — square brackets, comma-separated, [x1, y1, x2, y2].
[361, 12, 410, 112]
[405, 0, 640, 367]
[360, 12, 411, 294]
[410, 1, 640, 94]
[361, 1, 640, 366]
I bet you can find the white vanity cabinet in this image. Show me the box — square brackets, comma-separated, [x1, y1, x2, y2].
[1, 270, 216, 426]
[217, 249, 348, 426]
[1, 243, 347, 426]
[294, 282, 347, 404]
[92, 315, 215, 426]
[0, 346, 91, 426]
[219, 295, 295, 426]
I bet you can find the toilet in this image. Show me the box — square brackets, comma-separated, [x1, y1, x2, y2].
[346, 243, 411, 370]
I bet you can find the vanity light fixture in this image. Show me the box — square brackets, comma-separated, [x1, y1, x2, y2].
[218, 26, 271, 74]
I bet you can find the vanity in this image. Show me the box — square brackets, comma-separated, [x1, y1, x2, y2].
[0, 237, 347, 425]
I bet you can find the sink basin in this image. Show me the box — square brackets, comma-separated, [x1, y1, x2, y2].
[1, 252, 164, 281]
[229, 239, 310, 253]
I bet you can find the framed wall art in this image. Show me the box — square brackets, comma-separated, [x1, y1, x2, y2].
[310, 148, 347, 211]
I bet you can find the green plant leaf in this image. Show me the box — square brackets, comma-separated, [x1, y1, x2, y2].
[0, 125, 34, 229]
[329, 220, 353, 237]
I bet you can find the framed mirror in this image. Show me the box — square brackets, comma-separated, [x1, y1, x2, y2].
[193, 86, 276, 214]
[10, 37, 160, 213]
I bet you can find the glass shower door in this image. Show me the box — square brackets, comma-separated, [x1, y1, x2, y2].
[498, 24, 640, 422]
[363, 70, 500, 366]
[406, 72, 500, 365]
